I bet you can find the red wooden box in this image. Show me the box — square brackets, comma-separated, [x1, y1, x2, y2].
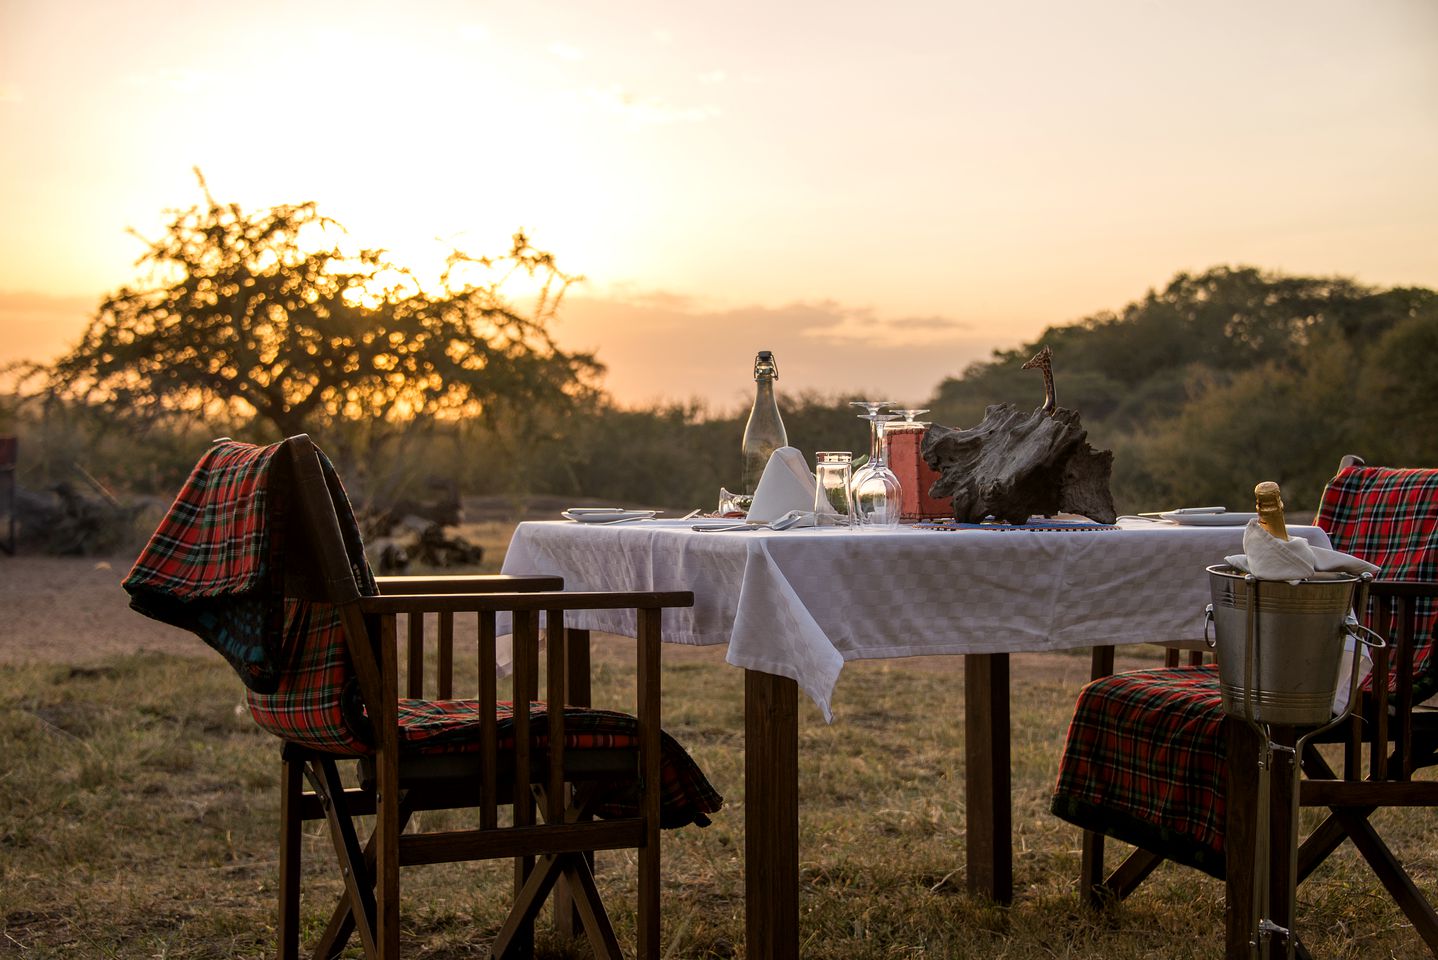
[886, 428, 951, 522]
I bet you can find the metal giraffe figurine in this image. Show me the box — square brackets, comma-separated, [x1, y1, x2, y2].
[1022, 345, 1056, 415]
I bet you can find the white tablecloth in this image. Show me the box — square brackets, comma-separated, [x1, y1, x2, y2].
[501, 519, 1333, 720]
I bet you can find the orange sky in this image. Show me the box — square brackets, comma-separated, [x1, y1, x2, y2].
[2, 0, 1436, 410]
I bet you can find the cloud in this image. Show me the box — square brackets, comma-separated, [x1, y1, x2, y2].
[889, 314, 968, 331]
[583, 85, 720, 126]
[0, 83, 21, 104]
[698, 69, 727, 85]
[548, 42, 584, 62]
[554, 291, 992, 409]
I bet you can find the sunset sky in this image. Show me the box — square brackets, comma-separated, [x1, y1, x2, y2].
[2, 0, 1435, 410]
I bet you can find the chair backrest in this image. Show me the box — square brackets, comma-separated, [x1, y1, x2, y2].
[126, 435, 379, 754]
[1315, 461, 1438, 699]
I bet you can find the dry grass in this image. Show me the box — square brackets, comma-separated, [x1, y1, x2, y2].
[4, 638, 1438, 959]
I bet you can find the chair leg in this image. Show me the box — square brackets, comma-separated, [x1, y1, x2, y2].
[549, 782, 595, 942]
[1104, 848, 1168, 901]
[1334, 808, 1438, 952]
[278, 756, 303, 960]
[565, 855, 624, 960]
[1079, 829, 1106, 908]
[492, 852, 624, 960]
[307, 761, 380, 958]
[375, 759, 402, 960]
[637, 827, 660, 958]
[494, 855, 567, 959]
[1080, 646, 1117, 909]
[1224, 717, 1267, 960]
[554, 632, 595, 942]
[315, 802, 417, 960]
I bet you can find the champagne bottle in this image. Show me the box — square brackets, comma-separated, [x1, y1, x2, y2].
[1254, 481, 1289, 541]
[741, 351, 787, 496]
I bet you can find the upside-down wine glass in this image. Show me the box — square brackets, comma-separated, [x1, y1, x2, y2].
[847, 400, 895, 491]
[850, 407, 903, 527]
[891, 408, 931, 429]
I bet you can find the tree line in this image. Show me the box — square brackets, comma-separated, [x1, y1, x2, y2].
[4, 182, 1435, 523]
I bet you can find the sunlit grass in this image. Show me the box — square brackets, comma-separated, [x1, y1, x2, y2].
[2, 647, 1436, 958]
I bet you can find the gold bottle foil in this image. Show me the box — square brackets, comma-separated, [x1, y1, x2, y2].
[1254, 481, 1289, 541]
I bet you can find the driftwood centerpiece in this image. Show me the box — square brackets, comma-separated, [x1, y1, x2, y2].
[919, 347, 1116, 524]
[921, 405, 1116, 524]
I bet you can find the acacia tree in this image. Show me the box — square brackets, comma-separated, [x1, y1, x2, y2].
[40, 174, 602, 447]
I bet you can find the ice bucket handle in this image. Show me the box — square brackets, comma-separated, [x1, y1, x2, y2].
[1346, 619, 1386, 652]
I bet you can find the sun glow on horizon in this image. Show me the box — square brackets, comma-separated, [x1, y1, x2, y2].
[2, 0, 1436, 406]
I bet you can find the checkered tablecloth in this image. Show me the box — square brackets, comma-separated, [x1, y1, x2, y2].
[500, 519, 1333, 721]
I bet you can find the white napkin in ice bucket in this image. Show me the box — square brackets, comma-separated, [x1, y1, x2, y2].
[1224, 519, 1381, 714]
[1225, 518, 1381, 582]
[747, 447, 819, 524]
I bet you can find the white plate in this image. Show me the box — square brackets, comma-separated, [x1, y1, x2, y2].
[561, 509, 659, 523]
[1159, 510, 1257, 526]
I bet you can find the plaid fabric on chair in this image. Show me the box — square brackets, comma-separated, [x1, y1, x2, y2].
[396, 699, 723, 827]
[125, 439, 378, 752]
[1051, 464, 1438, 876]
[124, 440, 292, 691]
[126, 437, 722, 826]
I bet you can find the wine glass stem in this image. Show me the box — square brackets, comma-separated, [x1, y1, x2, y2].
[869, 420, 884, 467]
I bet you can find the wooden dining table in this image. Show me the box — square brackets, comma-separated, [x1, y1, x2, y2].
[502, 515, 1333, 959]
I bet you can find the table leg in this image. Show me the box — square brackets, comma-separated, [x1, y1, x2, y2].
[745, 668, 799, 960]
[965, 652, 1013, 903]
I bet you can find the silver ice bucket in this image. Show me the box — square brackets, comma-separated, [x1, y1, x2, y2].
[1207, 564, 1361, 726]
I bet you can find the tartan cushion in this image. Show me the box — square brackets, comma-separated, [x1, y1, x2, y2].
[1052, 463, 1438, 873]
[1052, 665, 1229, 876]
[394, 699, 725, 828]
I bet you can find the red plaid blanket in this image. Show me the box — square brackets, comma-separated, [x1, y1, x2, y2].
[124, 439, 374, 692]
[1052, 464, 1438, 874]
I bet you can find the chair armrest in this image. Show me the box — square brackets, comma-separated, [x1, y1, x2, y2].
[1368, 580, 1438, 598]
[375, 574, 562, 595]
[359, 590, 694, 615]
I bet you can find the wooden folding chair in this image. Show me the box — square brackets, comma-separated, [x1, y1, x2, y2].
[1051, 457, 1438, 955]
[125, 435, 721, 959]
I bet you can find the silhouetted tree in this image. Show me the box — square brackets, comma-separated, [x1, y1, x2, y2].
[35, 172, 602, 443]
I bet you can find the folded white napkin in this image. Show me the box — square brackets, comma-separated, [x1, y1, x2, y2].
[747, 447, 818, 524]
[1224, 518, 1381, 581]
